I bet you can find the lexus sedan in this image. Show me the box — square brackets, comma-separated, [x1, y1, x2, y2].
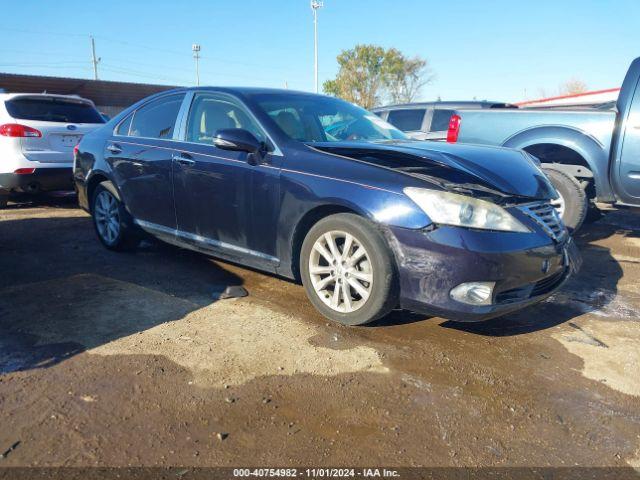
[73, 88, 580, 326]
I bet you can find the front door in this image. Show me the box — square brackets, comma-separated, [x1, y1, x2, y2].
[172, 92, 281, 268]
[616, 78, 640, 203]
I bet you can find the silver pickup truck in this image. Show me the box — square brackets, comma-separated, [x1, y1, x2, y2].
[448, 57, 640, 230]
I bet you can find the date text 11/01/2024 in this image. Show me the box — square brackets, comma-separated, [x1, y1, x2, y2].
[233, 468, 400, 477]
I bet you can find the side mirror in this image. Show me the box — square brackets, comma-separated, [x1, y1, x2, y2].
[213, 128, 262, 154]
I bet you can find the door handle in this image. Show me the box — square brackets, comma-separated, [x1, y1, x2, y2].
[172, 153, 195, 166]
[107, 144, 122, 154]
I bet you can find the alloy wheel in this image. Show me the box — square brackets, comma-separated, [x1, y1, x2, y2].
[308, 230, 373, 313]
[94, 190, 120, 245]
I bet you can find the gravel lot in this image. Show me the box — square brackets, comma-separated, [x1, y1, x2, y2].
[1, 195, 639, 470]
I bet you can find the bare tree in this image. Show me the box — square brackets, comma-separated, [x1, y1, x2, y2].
[559, 78, 589, 96]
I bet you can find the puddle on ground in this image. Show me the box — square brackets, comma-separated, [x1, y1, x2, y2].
[553, 319, 640, 397]
[546, 287, 640, 321]
[1, 274, 388, 386]
[0, 330, 85, 374]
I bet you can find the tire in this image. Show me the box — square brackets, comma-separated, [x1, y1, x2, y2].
[543, 168, 588, 232]
[0, 192, 8, 209]
[91, 181, 141, 251]
[300, 213, 398, 326]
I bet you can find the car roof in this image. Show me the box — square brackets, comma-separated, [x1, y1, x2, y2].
[372, 100, 517, 111]
[157, 86, 325, 97]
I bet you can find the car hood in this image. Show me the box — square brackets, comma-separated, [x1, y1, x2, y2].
[310, 140, 557, 201]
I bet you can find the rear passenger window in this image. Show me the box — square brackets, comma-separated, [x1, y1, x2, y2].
[430, 109, 455, 132]
[386, 109, 425, 131]
[115, 114, 133, 136]
[129, 94, 185, 139]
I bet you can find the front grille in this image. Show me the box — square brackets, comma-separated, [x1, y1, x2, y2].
[530, 268, 566, 296]
[495, 268, 568, 304]
[518, 202, 568, 242]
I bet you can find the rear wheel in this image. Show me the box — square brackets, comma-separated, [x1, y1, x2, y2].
[91, 182, 140, 251]
[0, 192, 8, 209]
[300, 213, 398, 326]
[543, 168, 588, 231]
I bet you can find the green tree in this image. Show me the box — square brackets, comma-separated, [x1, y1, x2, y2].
[322, 44, 388, 109]
[323, 44, 433, 108]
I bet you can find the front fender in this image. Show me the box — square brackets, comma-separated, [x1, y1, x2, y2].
[502, 126, 613, 201]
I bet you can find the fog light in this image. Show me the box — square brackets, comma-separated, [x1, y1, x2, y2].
[450, 282, 495, 306]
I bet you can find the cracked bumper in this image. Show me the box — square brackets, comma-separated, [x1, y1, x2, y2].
[387, 225, 581, 322]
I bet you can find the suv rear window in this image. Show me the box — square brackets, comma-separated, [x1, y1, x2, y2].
[5, 97, 105, 124]
[430, 109, 455, 132]
[386, 109, 425, 131]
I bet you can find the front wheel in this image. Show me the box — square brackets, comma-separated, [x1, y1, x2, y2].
[543, 168, 588, 231]
[0, 192, 8, 209]
[300, 213, 398, 326]
[91, 182, 140, 251]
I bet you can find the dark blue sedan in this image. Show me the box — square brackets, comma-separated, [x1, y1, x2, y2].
[73, 88, 580, 325]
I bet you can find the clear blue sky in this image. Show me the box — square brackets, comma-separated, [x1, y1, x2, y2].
[1, 0, 638, 102]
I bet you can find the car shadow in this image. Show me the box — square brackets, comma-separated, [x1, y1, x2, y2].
[3, 191, 79, 210]
[0, 213, 245, 375]
[440, 210, 639, 336]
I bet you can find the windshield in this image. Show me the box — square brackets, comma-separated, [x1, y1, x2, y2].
[252, 93, 407, 143]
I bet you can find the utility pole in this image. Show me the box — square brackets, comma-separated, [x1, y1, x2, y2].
[192, 44, 201, 86]
[90, 36, 100, 80]
[310, 0, 323, 93]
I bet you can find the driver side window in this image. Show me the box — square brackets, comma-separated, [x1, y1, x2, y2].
[186, 94, 265, 145]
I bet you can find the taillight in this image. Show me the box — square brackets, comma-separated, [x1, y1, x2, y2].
[0, 123, 42, 138]
[14, 168, 36, 175]
[73, 144, 79, 157]
[446, 114, 461, 143]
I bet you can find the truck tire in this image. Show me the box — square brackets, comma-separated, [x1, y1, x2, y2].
[0, 192, 8, 209]
[543, 168, 588, 232]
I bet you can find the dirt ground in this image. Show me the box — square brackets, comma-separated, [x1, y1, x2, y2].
[1, 194, 640, 472]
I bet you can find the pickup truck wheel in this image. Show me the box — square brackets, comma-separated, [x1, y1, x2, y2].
[0, 192, 8, 209]
[91, 182, 141, 251]
[543, 168, 587, 231]
[300, 213, 398, 326]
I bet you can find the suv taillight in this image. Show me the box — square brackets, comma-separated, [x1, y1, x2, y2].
[0, 123, 42, 138]
[446, 114, 461, 143]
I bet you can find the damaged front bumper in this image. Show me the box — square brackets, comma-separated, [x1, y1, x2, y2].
[387, 224, 581, 322]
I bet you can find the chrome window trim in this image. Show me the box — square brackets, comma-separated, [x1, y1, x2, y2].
[134, 219, 279, 263]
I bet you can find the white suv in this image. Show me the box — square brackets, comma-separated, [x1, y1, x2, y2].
[0, 93, 105, 207]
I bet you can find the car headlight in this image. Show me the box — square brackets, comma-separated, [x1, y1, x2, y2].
[404, 187, 530, 233]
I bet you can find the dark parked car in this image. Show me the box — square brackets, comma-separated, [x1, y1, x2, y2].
[74, 89, 580, 325]
[373, 101, 517, 141]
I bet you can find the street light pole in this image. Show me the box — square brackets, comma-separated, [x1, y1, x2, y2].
[192, 44, 201, 86]
[311, 0, 323, 93]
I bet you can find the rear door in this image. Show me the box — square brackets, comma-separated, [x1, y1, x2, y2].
[109, 93, 186, 230]
[5, 95, 104, 164]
